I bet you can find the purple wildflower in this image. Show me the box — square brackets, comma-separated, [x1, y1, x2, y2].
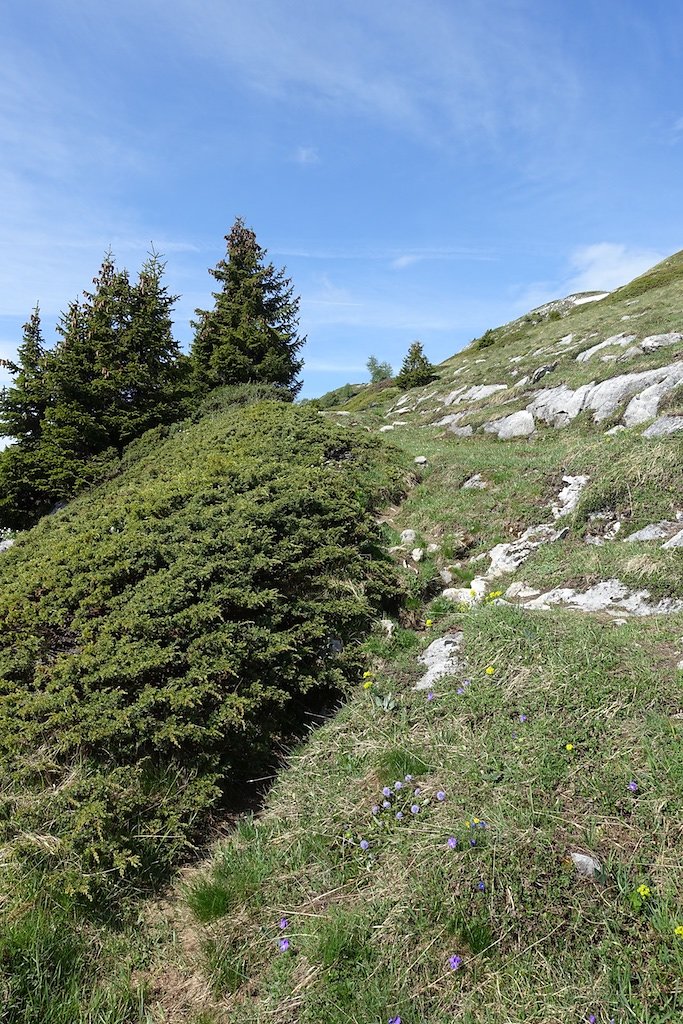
[382, 800, 391, 809]
[436, 790, 446, 801]
[477, 881, 486, 891]
[382, 786, 392, 798]
[448, 954, 463, 970]
[404, 774, 413, 782]
[447, 836, 458, 849]
[360, 839, 370, 851]
[588, 1017, 596, 1024]
[278, 918, 288, 930]
[414, 787, 421, 796]
[411, 804, 421, 814]
[519, 714, 527, 722]
[628, 780, 638, 793]
[396, 811, 404, 820]
[278, 938, 290, 953]
[389, 1018, 402, 1024]
[372, 805, 380, 815]
[470, 838, 477, 847]
[394, 780, 403, 790]
[456, 687, 465, 695]
[427, 691, 435, 701]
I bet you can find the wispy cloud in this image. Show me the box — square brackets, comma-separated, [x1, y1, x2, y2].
[150, 0, 581, 151]
[565, 243, 663, 292]
[293, 146, 320, 166]
[514, 242, 664, 312]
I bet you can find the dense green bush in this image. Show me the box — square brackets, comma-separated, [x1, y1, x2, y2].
[0, 397, 407, 898]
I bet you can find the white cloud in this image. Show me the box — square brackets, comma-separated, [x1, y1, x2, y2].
[391, 254, 422, 270]
[293, 146, 320, 165]
[565, 243, 663, 293]
[673, 116, 683, 137]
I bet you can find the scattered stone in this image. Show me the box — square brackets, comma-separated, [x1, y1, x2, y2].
[442, 587, 477, 605]
[483, 410, 536, 440]
[400, 529, 417, 545]
[427, 542, 440, 554]
[449, 425, 474, 437]
[379, 619, 395, 639]
[513, 375, 530, 388]
[606, 425, 626, 435]
[624, 522, 675, 542]
[439, 567, 454, 584]
[524, 579, 683, 616]
[379, 425, 395, 432]
[0, 539, 14, 554]
[434, 412, 464, 427]
[504, 582, 541, 599]
[444, 384, 508, 406]
[557, 333, 574, 345]
[461, 474, 488, 490]
[530, 361, 558, 383]
[570, 852, 602, 878]
[414, 456, 428, 465]
[551, 475, 589, 519]
[334, 410, 351, 416]
[640, 332, 683, 353]
[642, 416, 683, 438]
[487, 524, 567, 577]
[414, 632, 465, 690]
[663, 529, 683, 550]
[576, 334, 636, 362]
[677, 659, 683, 671]
[411, 547, 424, 562]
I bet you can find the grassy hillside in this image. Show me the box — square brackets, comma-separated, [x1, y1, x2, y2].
[2, 254, 683, 1023]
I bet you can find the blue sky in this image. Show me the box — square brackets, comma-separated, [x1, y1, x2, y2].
[1, 0, 682, 398]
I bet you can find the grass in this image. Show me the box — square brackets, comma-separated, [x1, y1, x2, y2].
[172, 603, 683, 1022]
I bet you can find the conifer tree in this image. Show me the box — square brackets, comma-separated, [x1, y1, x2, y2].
[395, 341, 437, 390]
[0, 305, 48, 442]
[191, 218, 304, 397]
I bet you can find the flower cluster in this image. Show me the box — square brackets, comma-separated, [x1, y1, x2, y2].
[277, 917, 290, 953]
[362, 669, 375, 690]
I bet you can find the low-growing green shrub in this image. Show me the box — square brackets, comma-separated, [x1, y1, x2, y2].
[0, 399, 407, 899]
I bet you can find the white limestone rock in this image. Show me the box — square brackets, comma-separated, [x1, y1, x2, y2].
[414, 456, 428, 465]
[449, 425, 474, 437]
[0, 539, 14, 554]
[504, 581, 541, 600]
[624, 522, 675, 542]
[570, 852, 603, 878]
[411, 547, 424, 562]
[640, 332, 683, 353]
[400, 529, 417, 545]
[486, 524, 567, 578]
[551, 475, 589, 519]
[461, 474, 488, 490]
[642, 416, 683, 438]
[576, 334, 635, 362]
[414, 633, 464, 690]
[662, 529, 683, 550]
[483, 410, 535, 440]
[524, 579, 683, 617]
[444, 384, 508, 406]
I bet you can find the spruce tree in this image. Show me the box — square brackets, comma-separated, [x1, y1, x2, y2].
[0, 305, 48, 442]
[191, 218, 304, 397]
[395, 341, 437, 390]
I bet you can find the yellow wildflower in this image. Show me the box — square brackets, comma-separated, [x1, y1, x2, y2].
[465, 820, 471, 829]
[363, 680, 373, 690]
[565, 743, 574, 751]
[675, 925, 683, 937]
[485, 666, 495, 675]
[637, 884, 651, 898]
[362, 670, 373, 679]
[425, 618, 433, 627]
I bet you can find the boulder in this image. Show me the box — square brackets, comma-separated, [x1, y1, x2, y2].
[414, 632, 464, 690]
[530, 361, 558, 383]
[642, 416, 683, 438]
[640, 332, 683, 353]
[576, 334, 635, 362]
[449, 425, 473, 437]
[400, 529, 417, 545]
[483, 410, 535, 439]
[414, 455, 428, 466]
[570, 852, 602, 878]
[486, 524, 567, 577]
[662, 529, 683, 550]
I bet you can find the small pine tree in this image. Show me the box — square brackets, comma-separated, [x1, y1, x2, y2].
[366, 355, 393, 383]
[191, 218, 305, 398]
[394, 341, 436, 390]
